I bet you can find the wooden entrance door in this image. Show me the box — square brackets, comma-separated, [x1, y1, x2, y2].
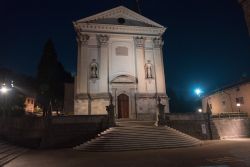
[118, 94, 129, 118]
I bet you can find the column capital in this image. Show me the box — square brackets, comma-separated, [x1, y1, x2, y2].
[97, 34, 109, 46]
[77, 34, 89, 46]
[134, 36, 145, 48]
[153, 38, 163, 48]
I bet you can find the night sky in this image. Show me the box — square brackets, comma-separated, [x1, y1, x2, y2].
[1, 0, 250, 98]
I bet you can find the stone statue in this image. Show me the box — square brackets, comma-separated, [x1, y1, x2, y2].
[157, 97, 166, 126]
[145, 60, 153, 78]
[90, 59, 98, 78]
[106, 94, 115, 127]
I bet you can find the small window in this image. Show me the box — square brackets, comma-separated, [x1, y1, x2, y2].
[236, 87, 240, 91]
[222, 101, 226, 106]
[236, 97, 244, 104]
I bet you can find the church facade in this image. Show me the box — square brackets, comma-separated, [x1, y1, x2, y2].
[73, 6, 169, 120]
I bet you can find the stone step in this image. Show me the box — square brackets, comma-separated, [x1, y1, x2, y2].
[0, 140, 28, 167]
[98, 130, 195, 139]
[75, 124, 202, 152]
[79, 141, 201, 149]
[0, 149, 27, 166]
[77, 143, 200, 152]
[91, 134, 199, 142]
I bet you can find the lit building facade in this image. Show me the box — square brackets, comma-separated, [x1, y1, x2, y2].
[202, 79, 250, 116]
[73, 6, 169, 120]
[24, 97, 35, 113]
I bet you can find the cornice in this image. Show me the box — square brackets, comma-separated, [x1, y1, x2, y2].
[75, 23, 166, 36]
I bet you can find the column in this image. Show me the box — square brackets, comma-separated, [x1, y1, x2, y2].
[153, 37, 166, 94]
[134, 37, 146, 93]
[97, 35, 109, 94]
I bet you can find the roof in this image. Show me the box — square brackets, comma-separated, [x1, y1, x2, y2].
[203, 78, 250, 97]
[75, 6, 165, 28]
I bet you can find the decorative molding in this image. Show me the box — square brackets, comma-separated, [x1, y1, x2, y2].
[75, 93, 89, 99]
[76, 23, 165, 36]
[97, 34, 109, 46]
[134, 37, 145, 48]
[89, 93, 110, 99]
[135, 93, 168, 98]
[77, 34, 89, 46]
[111, 75, 137, 84]
[153, 38, 163, 48]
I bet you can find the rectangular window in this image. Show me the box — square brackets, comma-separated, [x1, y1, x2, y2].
[222, 101, 226, 105]
[236, 97, 244, 104]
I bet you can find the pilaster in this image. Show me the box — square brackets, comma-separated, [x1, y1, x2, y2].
[153, 37, 166, 94]
[134, 36, 146, 93]
[76, 34, 89, 95]
[97, 35, 109, 94]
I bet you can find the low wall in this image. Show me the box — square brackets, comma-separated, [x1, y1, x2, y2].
[212, 118, 250, 139]
[0, 115, 109, 148]
[167, 113, 250, 140]
[166, 113, 211, 140]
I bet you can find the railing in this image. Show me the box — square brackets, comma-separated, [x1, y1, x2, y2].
[212, 112, 248, 118]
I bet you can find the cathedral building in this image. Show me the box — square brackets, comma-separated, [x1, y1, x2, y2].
[73, 6, 169, 120]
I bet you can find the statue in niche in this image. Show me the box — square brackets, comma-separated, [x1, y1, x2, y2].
[145, 60, 153, 78]
[90, 59, 98, 78]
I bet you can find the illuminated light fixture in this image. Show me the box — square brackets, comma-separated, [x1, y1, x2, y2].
[0, 84, 10, 94]
[11, 81, 14, 88]
[236, 103, 241, 107]
[195, 88, 203, 96]
[198, 108, 202, 113]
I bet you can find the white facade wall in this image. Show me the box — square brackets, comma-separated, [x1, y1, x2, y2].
[73, 6, 169, 120]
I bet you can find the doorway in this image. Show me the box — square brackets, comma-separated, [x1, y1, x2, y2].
[118, 94, 129, 118]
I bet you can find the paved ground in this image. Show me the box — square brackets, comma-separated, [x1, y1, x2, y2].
[4, 139, 250, 167]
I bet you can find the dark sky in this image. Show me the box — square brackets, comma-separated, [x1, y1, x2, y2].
[1, 0, 250, 98]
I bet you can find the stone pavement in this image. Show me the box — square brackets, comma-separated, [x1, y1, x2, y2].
[4, 139, 250, 167]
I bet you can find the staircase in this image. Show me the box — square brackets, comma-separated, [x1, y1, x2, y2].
[0, 139, 28, 166]
[74, 121, 202, 152]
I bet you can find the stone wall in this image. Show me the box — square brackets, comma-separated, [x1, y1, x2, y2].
[167, 113, 250, 140]
[0, 115, 109, 148]
[167, 113, 211, 140]
[212, 118, 250, 139]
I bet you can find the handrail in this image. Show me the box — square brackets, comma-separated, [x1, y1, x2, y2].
[212, 112, 248, 118]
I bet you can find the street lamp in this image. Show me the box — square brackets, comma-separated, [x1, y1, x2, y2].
[194, 88, 203, 97]
[236, 103, 241, 112]
[0, 84, 11, 94]
[198, 108, 202, 113]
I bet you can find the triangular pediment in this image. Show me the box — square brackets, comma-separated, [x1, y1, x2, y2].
[76, 6, 164, 28]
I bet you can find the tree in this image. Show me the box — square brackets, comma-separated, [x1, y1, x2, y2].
[37, 39, 73, 115]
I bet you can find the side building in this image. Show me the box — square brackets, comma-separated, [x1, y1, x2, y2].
[202, 79, 250, 117]
[73, 6, 169, 120]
